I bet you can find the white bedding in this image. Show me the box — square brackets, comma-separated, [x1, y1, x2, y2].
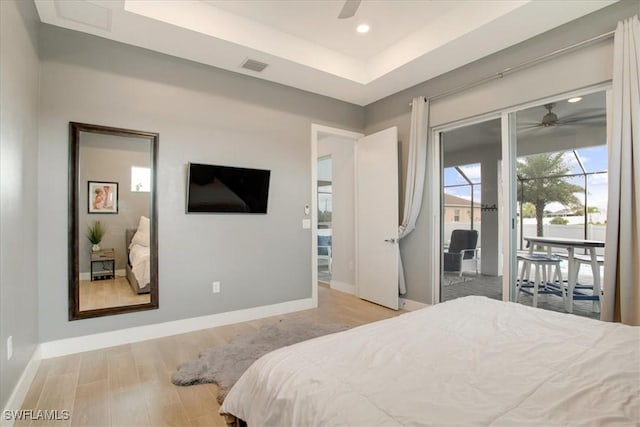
[220, 296, 640, 426]
[128, 243, 150, 288]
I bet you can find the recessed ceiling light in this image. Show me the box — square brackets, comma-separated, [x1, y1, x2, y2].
[356, 24, 370, 34]
[567, 97, 583, 103]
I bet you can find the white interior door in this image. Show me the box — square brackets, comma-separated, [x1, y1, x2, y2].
[356, 127, 399, 310]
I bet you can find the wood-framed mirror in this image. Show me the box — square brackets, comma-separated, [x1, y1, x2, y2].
[69, 122, 158, 320]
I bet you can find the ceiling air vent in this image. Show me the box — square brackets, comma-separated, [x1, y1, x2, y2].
[241, 59, 269, 73]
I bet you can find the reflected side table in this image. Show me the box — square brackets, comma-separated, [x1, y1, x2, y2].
[90, 248, 115, 281]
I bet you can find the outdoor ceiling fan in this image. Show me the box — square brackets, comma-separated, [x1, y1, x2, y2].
[518, 103, 606, 131]
[338, 0, 362, 19]
[540, 103, 561, 127]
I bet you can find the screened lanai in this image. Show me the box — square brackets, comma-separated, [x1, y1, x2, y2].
[439, 90, 607, 320]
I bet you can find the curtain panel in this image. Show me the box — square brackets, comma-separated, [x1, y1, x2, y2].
[398, 97, 429, 295]
[603, 15, 640, 325]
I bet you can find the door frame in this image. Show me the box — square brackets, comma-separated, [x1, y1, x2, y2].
[310, 124, 363, 308]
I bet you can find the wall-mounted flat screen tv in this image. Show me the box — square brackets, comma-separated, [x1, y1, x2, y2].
[186, 162, 271, 214]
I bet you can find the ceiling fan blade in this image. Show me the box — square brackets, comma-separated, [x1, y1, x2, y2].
[557, 121, 606, 128]
[338, 0, 361, 19]
[561, 109, 606, 122]
[517, 123, 544, 130]
[516, 121, 542, 129]
[559, 114, 606, 125]
[517, 120, 542, 126]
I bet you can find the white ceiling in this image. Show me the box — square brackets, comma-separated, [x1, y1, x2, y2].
[34, 0, 615, 106]
[206, 0, 466, 61]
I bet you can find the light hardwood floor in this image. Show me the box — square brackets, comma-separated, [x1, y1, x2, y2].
[19, 285, 402, 426]
[79, 277, 150, 311]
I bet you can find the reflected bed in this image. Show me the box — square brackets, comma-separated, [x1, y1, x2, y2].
[125, 228, 150, 294]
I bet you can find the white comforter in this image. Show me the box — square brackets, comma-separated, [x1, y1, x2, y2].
[220, 296, 639, 426]
[129, 243, 150, 288]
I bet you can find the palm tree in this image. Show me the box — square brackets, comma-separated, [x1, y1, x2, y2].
[521, 202, 536, 218]
[587, 206, 600, 224]
[517, 153, 583, 236]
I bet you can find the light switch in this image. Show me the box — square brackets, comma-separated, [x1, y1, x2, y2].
[302, 219, 311, 229]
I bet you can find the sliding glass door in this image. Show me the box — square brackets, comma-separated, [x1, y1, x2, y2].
[508, 90, 608, 319]
[434, 88, 608, 320]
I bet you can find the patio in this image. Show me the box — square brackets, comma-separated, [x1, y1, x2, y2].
[442, 261, 601, 320]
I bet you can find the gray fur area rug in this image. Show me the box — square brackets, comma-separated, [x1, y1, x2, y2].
[171, 319, 348, 404]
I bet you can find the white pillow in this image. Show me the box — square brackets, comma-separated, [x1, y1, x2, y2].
[131, 216, 150, 247]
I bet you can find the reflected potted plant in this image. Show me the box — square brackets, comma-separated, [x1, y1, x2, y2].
[87, 220, 105, 252]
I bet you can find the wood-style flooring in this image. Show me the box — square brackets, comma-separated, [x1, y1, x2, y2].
[79, 277, 150, 311]
[19, 285, 402, 426]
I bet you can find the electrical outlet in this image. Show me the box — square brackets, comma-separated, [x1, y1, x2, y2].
[7, 336, 12, 360]
[212, 281, 221, 294]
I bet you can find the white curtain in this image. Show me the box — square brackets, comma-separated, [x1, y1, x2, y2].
[398, 96, 429, 294]
[603, 15, 640, 325]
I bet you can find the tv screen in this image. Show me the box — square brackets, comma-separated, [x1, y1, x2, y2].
[186, 162, 271, 213]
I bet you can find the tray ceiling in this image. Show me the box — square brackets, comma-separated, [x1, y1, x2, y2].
[35, 0, 615, 106]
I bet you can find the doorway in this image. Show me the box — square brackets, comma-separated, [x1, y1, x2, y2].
[317, 156, 333, 283]
[311, 125, 361, 307]
[311, 124, 400, 310]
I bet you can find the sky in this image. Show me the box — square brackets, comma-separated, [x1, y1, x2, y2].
[444, 145, 608, 215]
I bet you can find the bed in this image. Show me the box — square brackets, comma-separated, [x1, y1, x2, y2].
[125, 228, 150, 294]
[219, 296, 639, 426]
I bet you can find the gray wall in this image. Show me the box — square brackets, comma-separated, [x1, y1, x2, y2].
[364, 0, 639, 304]
[0, 0, 41, 409]
[79, 137, 151, 272]
[37, 25, 364, 341]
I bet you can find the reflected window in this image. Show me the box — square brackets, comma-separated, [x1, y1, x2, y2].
[131, 166, 151, 192]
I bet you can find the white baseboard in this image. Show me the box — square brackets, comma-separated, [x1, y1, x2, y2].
[399, 298, 429, 311]
[1, 346, 42, 427]
[39, 297, 314, 358]
[330, 280, 355, 295]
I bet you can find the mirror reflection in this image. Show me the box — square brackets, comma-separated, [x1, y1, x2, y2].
[70, 123, 158, 320]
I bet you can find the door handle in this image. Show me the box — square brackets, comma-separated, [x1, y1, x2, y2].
[384, 238, 397, 244]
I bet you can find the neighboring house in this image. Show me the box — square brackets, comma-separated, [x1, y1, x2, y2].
[2, 0, 637, 414]
[443, 194, 482, 225]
